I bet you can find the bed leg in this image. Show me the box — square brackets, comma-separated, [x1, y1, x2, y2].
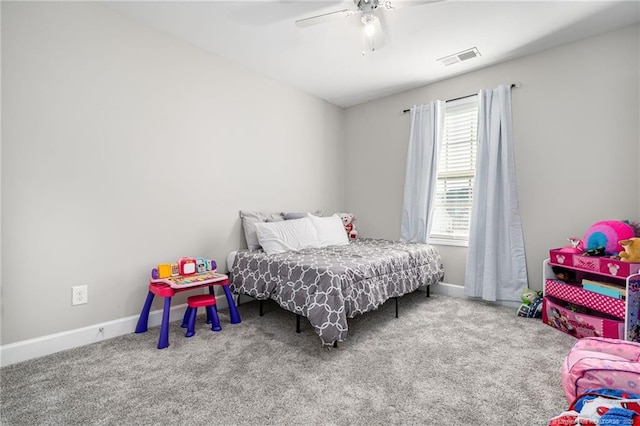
[333, 341, 338, 348]
[426, 285, 430, 298]
[394, 297, 399, 318]
[296, 314, 301, 333]
[259, 300, 264, 317]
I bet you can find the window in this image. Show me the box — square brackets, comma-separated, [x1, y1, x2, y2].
[429, 95, 478, 245]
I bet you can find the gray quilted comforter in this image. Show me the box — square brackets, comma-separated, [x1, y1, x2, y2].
[229, 238, 444, 346]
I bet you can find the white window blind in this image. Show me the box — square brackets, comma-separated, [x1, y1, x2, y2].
[429, 95, 478, 244]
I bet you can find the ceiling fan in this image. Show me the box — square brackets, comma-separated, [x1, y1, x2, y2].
[295, 0, 443, 54]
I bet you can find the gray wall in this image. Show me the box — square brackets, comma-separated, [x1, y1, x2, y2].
[1, 2, 345, 345]
[2, 2, 639, 347]
[345, 24, 640, 294]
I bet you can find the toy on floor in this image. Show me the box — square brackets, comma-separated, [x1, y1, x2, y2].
[548, 388, 640, 426]
[337, 212, 358, 239]
[517, 288, 543, 318]
[619, 238, 640, 262]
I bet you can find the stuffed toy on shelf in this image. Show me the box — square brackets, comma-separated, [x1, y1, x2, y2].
[619, 237, 640, 262]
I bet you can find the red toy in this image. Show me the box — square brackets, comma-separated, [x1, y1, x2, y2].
[178, 257, 196, 275]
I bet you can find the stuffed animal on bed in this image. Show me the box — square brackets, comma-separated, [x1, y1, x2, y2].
[337, 213, 358, 239]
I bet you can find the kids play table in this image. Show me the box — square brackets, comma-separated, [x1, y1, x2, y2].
[135, 272, 241, 349]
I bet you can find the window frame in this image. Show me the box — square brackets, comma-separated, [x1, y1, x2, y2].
[428, 94, 479, 247]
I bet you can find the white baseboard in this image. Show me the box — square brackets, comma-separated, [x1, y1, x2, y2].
[428, 282, 521, 309]
[429, 282, 465, 298]
[0, 295, 233, 368]
[1, 285, 518, 367]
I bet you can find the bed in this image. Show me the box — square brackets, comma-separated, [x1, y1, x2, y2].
[228, 211, 444, 346]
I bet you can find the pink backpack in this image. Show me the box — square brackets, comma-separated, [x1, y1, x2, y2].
[562, 337, 640, 402]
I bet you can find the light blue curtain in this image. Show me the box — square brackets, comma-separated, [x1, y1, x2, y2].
[400, 101, 445, 243]
[464, 85, 528, 301]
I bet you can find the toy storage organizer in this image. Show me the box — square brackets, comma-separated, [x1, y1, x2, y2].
[543, 249, 640, 342]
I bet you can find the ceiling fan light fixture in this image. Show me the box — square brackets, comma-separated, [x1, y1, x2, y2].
[299, 0, 441, 55]
[362, 14, 377, 38]
[361, 13, 381, 55]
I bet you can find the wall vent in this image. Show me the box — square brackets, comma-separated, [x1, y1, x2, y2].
[437, 47, 481, 66]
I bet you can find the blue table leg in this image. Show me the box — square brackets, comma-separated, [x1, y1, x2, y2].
[135, 291, 155, 333]
[206, 286, 215, 323]
[157, 297, 172, 349]
[222, 285, 241, 324]
[207, 306, 222, 332]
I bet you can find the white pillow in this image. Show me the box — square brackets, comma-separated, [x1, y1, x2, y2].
[254, 217, 319, 255]
[307, 213, 349, 247]
[239, 210, 285, 251]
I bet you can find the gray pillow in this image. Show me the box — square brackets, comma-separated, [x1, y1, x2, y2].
[283, 212, 307, 220]
[239, 210, 285, 250]
[283, 211, 323, 220]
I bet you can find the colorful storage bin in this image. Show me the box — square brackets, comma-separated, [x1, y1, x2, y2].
[544, 279, 625, 318]
[549, 248, 640, 277]
[542, 296, 624, 340]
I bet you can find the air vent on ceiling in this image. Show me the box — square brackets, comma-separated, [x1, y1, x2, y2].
[437, 47, 481, 66]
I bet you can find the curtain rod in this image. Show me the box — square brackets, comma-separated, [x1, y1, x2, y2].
[401, 81, 522, 114]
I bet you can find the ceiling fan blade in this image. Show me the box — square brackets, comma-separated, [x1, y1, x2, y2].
[295, 9, 354, 28]
[381, 0, 444, 11]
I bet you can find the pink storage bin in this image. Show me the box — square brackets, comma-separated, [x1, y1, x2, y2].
[562, 336, 640, 402]
[549, 249, 575, 268]
[549, 248, 640, 278]
[571, 255, 601, 273]
[544, 279, 625, 319]
[599, 258, 640, 277]
[542, 297, 624, 340]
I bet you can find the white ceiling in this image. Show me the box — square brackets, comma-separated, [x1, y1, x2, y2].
[105, 0, 640, 108]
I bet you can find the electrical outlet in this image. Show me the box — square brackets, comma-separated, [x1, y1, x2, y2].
[72, 285, 88, 305]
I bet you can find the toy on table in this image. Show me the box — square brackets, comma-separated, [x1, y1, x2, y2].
[179, 257, 196, 275]
[517, 288, 543, 318]
[619, 238, 640, 262]
[157, 263, 172, 279]
[151, 257, 218, 280]
[162, 271, 225, 288]
[337, 212, 358, 239]
[195, 257, 207, 273]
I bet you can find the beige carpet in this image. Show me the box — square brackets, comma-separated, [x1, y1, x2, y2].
[0, 292, 577, 425]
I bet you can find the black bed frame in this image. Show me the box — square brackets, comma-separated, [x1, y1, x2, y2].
[236, 284, 431, 348]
